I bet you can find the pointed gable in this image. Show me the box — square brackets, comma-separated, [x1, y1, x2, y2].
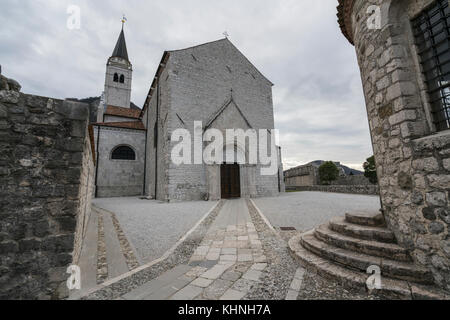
[205, 97, 253, 131]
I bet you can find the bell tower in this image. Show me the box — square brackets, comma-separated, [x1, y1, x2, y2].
[104, 19, 132, 109]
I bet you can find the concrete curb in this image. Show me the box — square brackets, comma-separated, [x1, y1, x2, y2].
[249, 199, 277, 234]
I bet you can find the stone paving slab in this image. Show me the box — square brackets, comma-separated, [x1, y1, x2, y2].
[69, 209, 98, 299]
[103, 212, 129, 279]
[122, 265, 193, 300]
[170, 285, 204, 300]
[117, 199, 267, 300]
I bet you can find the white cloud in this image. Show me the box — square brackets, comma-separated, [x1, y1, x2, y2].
[0, 0, 373, 170]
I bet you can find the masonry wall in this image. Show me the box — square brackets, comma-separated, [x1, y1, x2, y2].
[351, 0, 450, 291]
[0, 87, 94, 299]
[287, 185, 379, 196]
[94, 126, 146, 197]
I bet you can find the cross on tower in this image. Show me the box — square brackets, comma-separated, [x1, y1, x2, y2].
[121, 15, 127, 29]
[223, 31, 229, 38]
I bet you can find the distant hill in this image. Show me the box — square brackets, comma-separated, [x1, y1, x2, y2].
[307, 160, 363, 176]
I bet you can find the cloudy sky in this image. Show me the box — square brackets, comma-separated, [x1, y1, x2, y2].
[0, 0, 373, 170]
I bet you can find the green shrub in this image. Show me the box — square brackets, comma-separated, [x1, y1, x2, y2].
[319, 161, 339, 185]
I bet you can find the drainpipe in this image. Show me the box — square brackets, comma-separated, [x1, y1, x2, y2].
[154, 82, 160, 199]
[143, 106, 149, 196]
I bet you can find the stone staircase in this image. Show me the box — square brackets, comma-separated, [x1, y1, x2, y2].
[289, 211, 449, 299]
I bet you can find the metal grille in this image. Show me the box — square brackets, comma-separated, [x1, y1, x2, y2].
[412, 0, 450, 131]
[111, 146, 136, 160]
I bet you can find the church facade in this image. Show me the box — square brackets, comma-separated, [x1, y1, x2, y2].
[92, 27, 285, 201]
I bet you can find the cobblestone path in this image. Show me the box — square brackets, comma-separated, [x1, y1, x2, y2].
[119, 199, 281, 300]
[81, 197, 387, 300]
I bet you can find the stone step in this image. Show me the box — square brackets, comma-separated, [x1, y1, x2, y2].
[315, 224, 411, 262]
[300, 232, 433, 284]
[330, 217, 396, 243]
[288, 233, 448, 300]
[288, 233, 412, 299]
[345, 211, 385, 227]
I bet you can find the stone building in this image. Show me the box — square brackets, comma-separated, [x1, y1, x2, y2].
[92, 27, 284, 200]
[284, 163, 320, 187]
[92, 27, 146, 198]
[338, 0, 450, 292]
[142, 38, 284, 201]
[290, 0, 449, 297]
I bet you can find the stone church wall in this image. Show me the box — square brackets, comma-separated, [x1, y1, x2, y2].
[0, 86, 94, 299]
[350, 0, 450, 290]
[143, 63, 172, 201]
[164, 39, 279, 201]
[94, 126, 146, 197]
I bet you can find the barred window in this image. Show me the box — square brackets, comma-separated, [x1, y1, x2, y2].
[111, 146, 136, 160]
[113, 73, 119, 82]
[412, 0, 450, 131]
[120, 74, 125, 83]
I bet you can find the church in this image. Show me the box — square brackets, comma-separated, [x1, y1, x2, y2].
[91, 25, 285, 201]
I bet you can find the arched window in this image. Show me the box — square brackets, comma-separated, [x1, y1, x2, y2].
[111, 146, 136, 160]
[119, 74, 125, 83]
[113, 73, 119, 82]
[412, 0, 450, 131]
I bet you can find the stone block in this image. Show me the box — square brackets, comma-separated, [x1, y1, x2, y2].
[426, 192, 447, 207]
[220, 289, 246, 300]
[443, 158, 450, 171]
[0, 104, 8, 118]
[242, 269, 262, 282]
[0, 90, 20, 104]
[190, 277, 214, 288]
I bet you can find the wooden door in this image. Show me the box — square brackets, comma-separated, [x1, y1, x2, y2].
[221, 164, 241, 199]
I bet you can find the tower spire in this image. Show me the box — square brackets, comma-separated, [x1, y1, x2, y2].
[111, 18, 129, 61]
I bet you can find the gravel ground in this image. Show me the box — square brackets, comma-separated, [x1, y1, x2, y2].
[93, 197, 217, 264]
[83, 201, 225, 300]
[296, 271, 383, 300]
[253, 192, 381, 232]
[245, 200, 298, 300]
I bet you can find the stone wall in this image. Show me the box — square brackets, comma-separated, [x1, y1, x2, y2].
[330, 174, 373, 186]
[0, 83, 94, 299]
[286, 185, 379, 195]
[93, 126, 146, 198]
[348, 0, 450, 291]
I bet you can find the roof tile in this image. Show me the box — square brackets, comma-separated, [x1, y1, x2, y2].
[105, 105, 141, 119]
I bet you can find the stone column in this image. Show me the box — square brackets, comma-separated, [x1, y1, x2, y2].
[347, 0, 450, 290]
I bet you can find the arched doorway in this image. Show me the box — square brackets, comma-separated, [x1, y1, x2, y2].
[220, 163, 241, 199]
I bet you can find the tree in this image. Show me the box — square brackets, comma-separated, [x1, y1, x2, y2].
[363, 155, 378, 184]
[319, 161, 339, 185]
